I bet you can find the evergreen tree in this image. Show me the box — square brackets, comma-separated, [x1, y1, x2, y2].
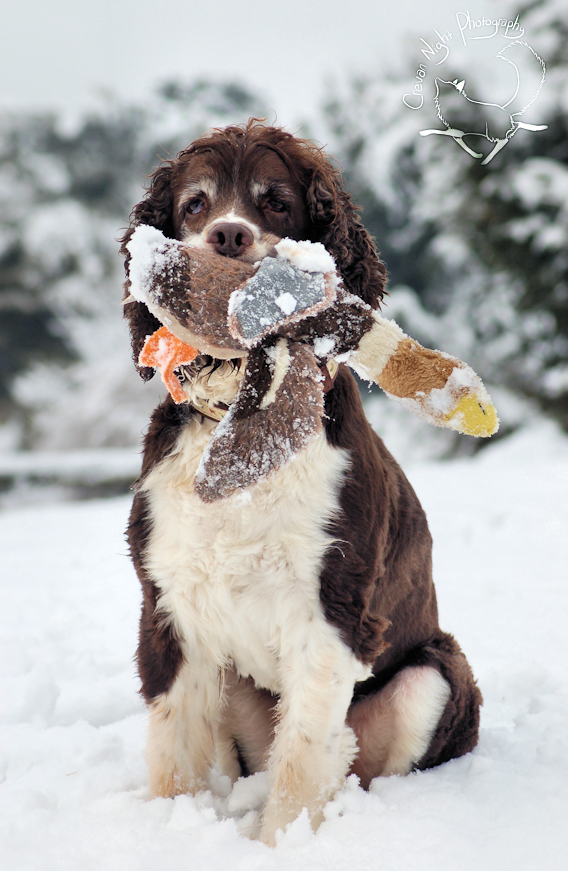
[451, 0, 568, 428]
[1, 81, 264, 448]
[321, 0, 568, 434]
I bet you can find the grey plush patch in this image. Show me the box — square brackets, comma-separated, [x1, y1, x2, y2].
[230, 258, 329, 345]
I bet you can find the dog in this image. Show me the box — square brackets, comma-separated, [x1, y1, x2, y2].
[120, 120, 482, 845]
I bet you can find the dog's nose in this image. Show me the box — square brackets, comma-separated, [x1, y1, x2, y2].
[206, 222, 254, 257]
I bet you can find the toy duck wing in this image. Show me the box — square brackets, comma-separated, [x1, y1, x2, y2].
[195, 340, 324, 502]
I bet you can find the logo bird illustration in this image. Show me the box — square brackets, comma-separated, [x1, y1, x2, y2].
[420, 41, 547, 164]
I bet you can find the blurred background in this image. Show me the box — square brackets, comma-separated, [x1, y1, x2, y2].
[1, 0, 567, 505]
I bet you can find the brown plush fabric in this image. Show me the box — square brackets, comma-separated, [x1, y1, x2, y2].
[153, 248, 253, 349]
[378, 338, 458, 397]
[128, 245, 253, 356]
[196, 341, 324, 502]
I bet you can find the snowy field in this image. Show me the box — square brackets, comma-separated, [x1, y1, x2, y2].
[1, 420, 568, 870]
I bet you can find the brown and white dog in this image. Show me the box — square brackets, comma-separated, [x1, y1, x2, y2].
[120, 121, 482, 846]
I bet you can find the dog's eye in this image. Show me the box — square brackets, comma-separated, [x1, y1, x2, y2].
[185, 198, 205, 215]
[264, 197, 287, 213]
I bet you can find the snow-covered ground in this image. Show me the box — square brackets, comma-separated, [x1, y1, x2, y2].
[2, 420, 568, 870]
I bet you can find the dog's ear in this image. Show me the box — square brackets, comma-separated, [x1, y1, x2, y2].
[127, 163, 175, 238]
[306, 164, 387, 309]
[119, 164, 175, 380]
[121, 297, 162, 381]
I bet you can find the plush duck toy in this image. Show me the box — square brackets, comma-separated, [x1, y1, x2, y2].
[124, 226, 498, 501]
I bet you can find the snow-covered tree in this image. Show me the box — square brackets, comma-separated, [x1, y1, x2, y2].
[321, 0, 568, 438]
[1, 81, 265, 449]
[451, 0, 568, 429]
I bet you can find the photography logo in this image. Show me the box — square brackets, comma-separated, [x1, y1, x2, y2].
[403, 11, 547, 164]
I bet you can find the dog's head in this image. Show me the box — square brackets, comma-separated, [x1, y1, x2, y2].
[120, 120, 386, 382]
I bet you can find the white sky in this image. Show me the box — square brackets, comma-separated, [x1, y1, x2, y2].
[0, 0, 506, 127]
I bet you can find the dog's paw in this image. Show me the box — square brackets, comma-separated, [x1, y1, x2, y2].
[148, 768, 207, 799]
[259, 795, 324, 846]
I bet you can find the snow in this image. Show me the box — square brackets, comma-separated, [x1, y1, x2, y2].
[542, 364, 568, 397]
[275, 238, 337, 274]
[274, 292, 297, 315]
[424, 364, 488, 415]
[126, 225, 183, 308]
[314, 336, 336, 358]
[2, 422, 568, 869]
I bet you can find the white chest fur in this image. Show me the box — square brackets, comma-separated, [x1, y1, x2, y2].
[141, 415, 369, 692]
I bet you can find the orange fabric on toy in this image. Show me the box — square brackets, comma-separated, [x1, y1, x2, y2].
[139, 326, 198, 404]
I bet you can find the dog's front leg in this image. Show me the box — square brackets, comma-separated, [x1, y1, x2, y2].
[259, 630, 362, 846]
[146, 653, 222, 799]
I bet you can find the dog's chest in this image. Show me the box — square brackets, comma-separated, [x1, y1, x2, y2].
[141, 416, 351, 692]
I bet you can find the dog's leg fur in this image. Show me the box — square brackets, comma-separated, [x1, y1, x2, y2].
[349, 632, 482, 786]
[347, 666, 450, 787]
[146, 652, 222, 798]
[222, 634, 481, 797]
[217, 669, 277, 781]
[259, 628, 363, 845]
